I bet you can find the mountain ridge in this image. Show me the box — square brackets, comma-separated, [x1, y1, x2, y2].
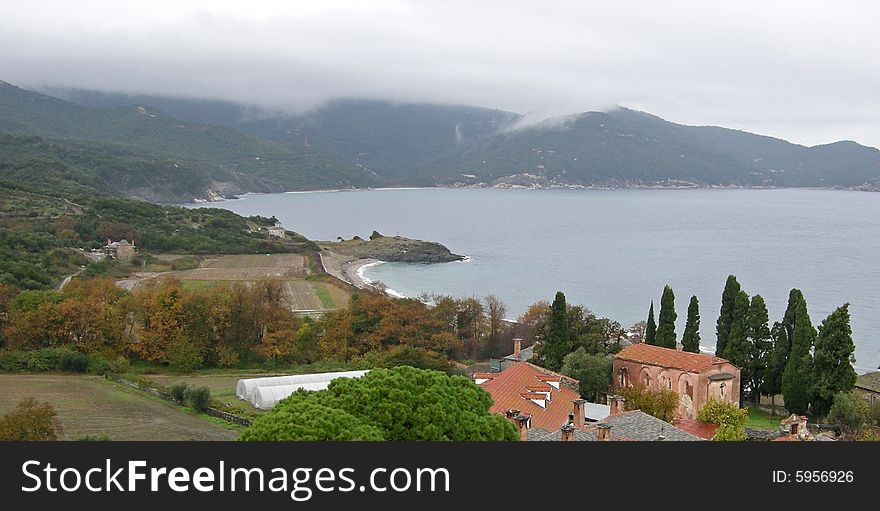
[5, 81, 880, 201]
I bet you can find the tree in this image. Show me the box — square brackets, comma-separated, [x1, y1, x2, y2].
[560, 348, 612, 401]
[249, 366, 518, 441]
[681, 295, 701, 353]
[0, 397, 63, 441]
[721, 290, 751, 398]
[539, 292, 570, 370]
[762, 322, 788, 415]
[781, 295, 816, 415]
[617, 384, 679, 422]
[826, 390, 870, 440]
[645, 301, 657, 346]
[716, 275, 741, 357]
[240, 401, 385, 441]
[482, 295, 508, 358]
[697, 398, 748, 441]
[811, 304, 857, 419]
[655, 286, 677, 348]
[744, 295, 772, 407]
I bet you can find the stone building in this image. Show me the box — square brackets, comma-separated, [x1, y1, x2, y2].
[268, 221, 286, 238]
[612, 343, 740, 419]
[106, 239, 136, 262]
[855, 371, 880, 410]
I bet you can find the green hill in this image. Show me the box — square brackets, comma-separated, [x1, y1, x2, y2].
[51, 87, 880, 190]
[0, 81, 380, 201]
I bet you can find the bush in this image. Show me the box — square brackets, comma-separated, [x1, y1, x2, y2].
[58, 350, 89, 372]
[87, 354, 130, 376]
[0, 350, 26, 372]
[698, 399, 748, 441]
[169, 382, 189, 402]
[618, 384, 679, 422]
[827, 391, 870, 439]
[25, 348, 62, 372]
[0, 397, 63, 441]
[183, 385, 211, 412]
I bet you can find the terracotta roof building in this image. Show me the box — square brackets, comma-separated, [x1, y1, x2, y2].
[475, 362, 580, 431]
[476, 362, 701, 441]
[612, 343, 741, 419]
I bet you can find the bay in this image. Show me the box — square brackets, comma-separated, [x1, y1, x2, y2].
[193, 188, 880, 373]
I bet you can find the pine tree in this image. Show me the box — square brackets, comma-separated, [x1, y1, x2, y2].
[715, 275, 741, 357]
[762, 289, 802, 415]
[682, 295, 701, 353]
[781, 295, 815, 415]
[723, 290, 751, 398]
[745, 295, 772, 407]
[645, 301, 657, 346]
[811, 304, 857, 419]
[655, 286, 677, 348]
[541, 291, 570, 371]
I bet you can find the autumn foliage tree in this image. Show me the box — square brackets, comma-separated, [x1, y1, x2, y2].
[0, 397, 63, 441]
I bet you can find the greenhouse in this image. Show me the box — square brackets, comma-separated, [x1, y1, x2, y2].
[235, 370, 370, 402]
[250, 382, 332, 410]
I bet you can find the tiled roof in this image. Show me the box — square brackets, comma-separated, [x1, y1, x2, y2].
[615, 343, 730, 373]
[478, 362, 581, 431]
[673, 418, 719, 440]
[856, 371, 880, 393]
[527, 427, 601, 441]
[502, 344, 535, 362]
[601, 411, 702, 441]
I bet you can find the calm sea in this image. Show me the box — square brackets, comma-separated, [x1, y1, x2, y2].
[192, 188, 880, 373]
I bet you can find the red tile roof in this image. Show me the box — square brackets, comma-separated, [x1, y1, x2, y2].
[615, 343, 730, 373]
[673, 418, 719, 440]
[478, 362, 581, 431]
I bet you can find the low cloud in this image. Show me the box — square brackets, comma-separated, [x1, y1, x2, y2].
[1, 0, 879, 146]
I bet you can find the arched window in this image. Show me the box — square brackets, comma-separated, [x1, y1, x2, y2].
[618, 367, 630, 387]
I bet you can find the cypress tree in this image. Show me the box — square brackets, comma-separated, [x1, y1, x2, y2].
[682, 295, 701, 353]
[811, 304, 857, 419]
[745, 295, 772, 407]
[541, 291, 570, 371]
[723, 290, 751, 398]
[655, 285, 677, 348]
[763, 321, 789, 416]
[762, 289, 802, 415]
[645, 301, 657, 346]
[781, 295, 816, 415]
[716, 275, 741, 357]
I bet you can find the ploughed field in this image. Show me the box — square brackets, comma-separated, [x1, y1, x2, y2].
[0, 374, 239, 440]
[116, 254, 351, 311]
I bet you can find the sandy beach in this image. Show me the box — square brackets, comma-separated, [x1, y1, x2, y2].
[319, 250, 379, 289]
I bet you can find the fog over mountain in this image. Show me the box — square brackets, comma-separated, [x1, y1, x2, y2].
[1, 1, 879, 147]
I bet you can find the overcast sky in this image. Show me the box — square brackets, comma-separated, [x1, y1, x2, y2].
[1, 0, 879, 147]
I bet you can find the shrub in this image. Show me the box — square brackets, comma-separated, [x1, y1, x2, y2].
[618, 384, 679, 422]
[217, 347, 240, 368]
[698, 399, 748, 441]
[183, 385, 211, 412]
[169, 382, 190, 402]
[0, 350, 26, 372]
[58, 350, 89, 372]
[24, 349, 61, 372]
[88, 354, 130, 376]
[827, 391, 870, 440]
[0, 397, 63, 441]
[77, 434, 111, 441]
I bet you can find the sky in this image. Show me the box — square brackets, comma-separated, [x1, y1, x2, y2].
[1, 0, 879, 147]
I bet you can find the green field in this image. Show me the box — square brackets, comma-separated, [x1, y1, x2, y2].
[0, 374, 239, 440]
[745, 407, 783, 431]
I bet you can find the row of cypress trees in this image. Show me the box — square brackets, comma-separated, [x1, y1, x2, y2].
[644, 275, 857, 418]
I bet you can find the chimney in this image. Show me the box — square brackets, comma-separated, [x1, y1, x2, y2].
[596, 423, 612, 441]
[514, 414, 531, 441]
[513, 338, 522, 358]
[572, 399, 585, 429]
[561, 424, 576, 441]
[608, 395, 625, 416]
